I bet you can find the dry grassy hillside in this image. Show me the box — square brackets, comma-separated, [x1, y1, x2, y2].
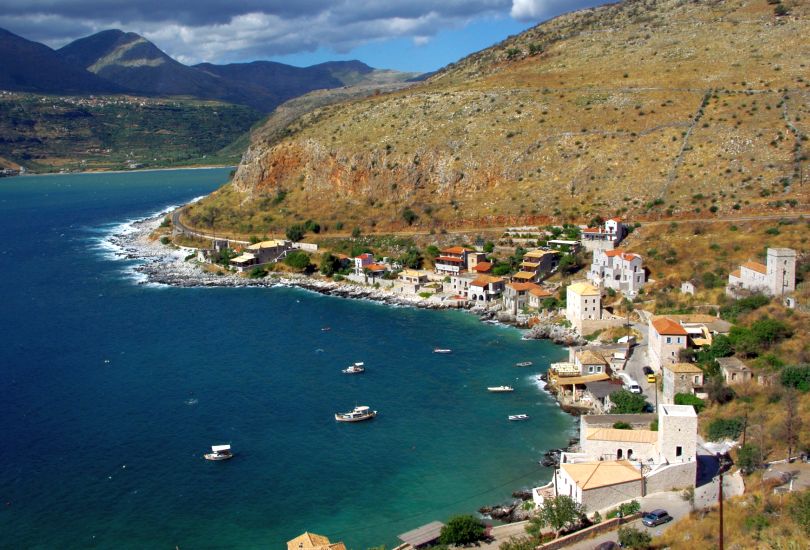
[186, 0, 808, 235]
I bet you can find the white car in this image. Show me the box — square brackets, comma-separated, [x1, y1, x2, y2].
[626, 383, 642, 394]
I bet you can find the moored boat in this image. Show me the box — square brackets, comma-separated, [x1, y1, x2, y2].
[515, 361, 533, 367]
[508, 414, 529, 421]
[335, 405, 377, 422]
[487, 385, 514, 392]
[433, 348, 452, 354]
[204, 444, 233, 461]
[342, 362, 365, 374]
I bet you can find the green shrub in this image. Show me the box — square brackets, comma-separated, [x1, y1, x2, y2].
[781, 364, 810, 392]
[247, 266, 267, 279]
[284, 251, 311, 270]
[706, 417, 744, 441]
[618, 526, 651, 549]
[402, 207, 418, 225]
[159, 236, 171, 245]
[285, 224, 305, 242]
[613, 422, 632, 430]
[439, 515, 485, 545]
[674, 393, 706, 413]
[609, 390, 648, 414]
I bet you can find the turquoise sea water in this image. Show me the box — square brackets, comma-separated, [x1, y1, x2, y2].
[0, 169, 572, 549]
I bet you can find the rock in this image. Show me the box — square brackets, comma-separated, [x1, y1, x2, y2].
[512, 489, 533, 500]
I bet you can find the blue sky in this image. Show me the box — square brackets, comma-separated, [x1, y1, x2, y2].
[0, 1, 608, 72]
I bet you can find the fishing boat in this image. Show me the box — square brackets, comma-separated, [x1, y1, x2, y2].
[433, 348, 452, 354]
[335, 405, 377, 422]
[342, 362, 365, 374]
[487, 385, 515, 392]
[515, 361, 533, 367]
[204, 444, 233, 461]
[508, 414, 529, 421]
[321, 327, 331, 332]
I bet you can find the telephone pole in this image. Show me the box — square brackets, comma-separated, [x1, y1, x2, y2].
[718, 457, 724, 550]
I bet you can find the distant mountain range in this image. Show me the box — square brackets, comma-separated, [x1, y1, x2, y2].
[0, 27, 419, 112]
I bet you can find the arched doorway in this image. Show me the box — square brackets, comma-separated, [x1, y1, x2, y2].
[617, 449, 623, 459]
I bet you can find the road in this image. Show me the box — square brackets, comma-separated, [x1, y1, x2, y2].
[617, 318, 658, 406]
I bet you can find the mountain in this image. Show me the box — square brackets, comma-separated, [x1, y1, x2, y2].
[58, 31, 417, 112]
[0, 27, 121, 94]
[187, 0, 808, 235]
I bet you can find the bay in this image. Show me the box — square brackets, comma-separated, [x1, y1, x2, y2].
[0, 169, 572, 549]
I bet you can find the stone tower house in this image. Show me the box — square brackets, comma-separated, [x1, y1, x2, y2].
[657, 404, 697, 464]
[767, 248, 796, 296]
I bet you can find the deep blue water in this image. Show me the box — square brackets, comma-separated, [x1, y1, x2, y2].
[0, 169, 572, 549]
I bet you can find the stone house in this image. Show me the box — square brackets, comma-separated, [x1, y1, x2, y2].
[468, 275, 505, 302]
[681, 281, 695, 295]
[444, 273, 476, 297]
[566, 281, 601, 333]
[397, 269, 430, 294]
[648, 316, 688, 372]
[587, 249, 646, 296]
[717, 357, 753, 385]
[514, 249, 560, 283]
[726, 247, 796, 297]
[575, 350, 610, 376]
[503, 282, 541, 314]
[465, 251, 488, 273]
[287, 532, 346, 550]
[540, 405, 698, 512]
[527, 287, 553, 309]
[662, 363, 705, 404]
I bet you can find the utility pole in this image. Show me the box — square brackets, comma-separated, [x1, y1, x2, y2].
[718, 455, 724, 550]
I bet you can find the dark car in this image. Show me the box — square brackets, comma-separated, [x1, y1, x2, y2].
[642, 366, 654, 376]
[642, 509, 673, 527]
[593, 542, 620, 550]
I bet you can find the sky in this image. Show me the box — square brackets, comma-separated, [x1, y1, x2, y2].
[0, 0, 609, 73]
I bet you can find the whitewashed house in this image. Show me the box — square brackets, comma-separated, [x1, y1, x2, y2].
[726, 248, 796, 297]
[587, 249, 646, 296]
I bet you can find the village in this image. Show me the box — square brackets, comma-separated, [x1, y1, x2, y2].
[167, 211, 808, 548]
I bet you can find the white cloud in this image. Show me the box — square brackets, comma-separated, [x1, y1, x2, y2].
[511, 0, 604, 22]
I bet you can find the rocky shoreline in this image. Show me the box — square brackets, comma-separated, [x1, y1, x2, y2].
[109, 211, 584, 524]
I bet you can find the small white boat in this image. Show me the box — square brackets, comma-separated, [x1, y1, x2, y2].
[487, 385, 514, 392]
[204, 444, 233, 461]
[508, 414, 529, 421]
[433, 348, 453, 354]
[515, 361, 533, 367]
[335, 405, 377, 422]
[342, 362, 365, 374]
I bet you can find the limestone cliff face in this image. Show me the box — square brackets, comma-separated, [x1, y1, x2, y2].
[208, 0, 808, 233]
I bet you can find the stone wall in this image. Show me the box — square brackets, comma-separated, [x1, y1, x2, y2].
[580, 317, 624, 336]
[582, 480, 644, 512]
[644, 461, 697, 494]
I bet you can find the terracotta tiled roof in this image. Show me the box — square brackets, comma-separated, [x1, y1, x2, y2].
[651, 317, 688, 336]
[365, 263, 387, 272]
[529, 288, 552, 297]
[608, 217, 622, 222]
[471, 275, 503, 287]
[664, 362, 703, 373]
[356, 253, 372, 260]
[287, 532, 347, 550]
[741, 261, 767, 274]
[512, 271, 536, 280]
[605, 249, 625, 257]
[441, 246, 467, 255]
[474, 261, 492, 272]
[560, 460, 641, 490]
[435, 256, 464, 263]
[730, 269, 741, 278]
[507, 282, 540, 292]
[586, 428, 658, 444]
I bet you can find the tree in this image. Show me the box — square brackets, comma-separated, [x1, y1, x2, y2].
[351, 227, 362, 238]
[402, 207, 418, 225]
[681, 486, 695, 511]
[736, 443, 761, 475]
[618, 526, 652, 549]
[284, 251, 311, 271]
[780, 364, 810, 392]
[425, 245, 440, 259]
[705, 375, 735, 404]
[303, 219, 321, 234]
[609, 390, 648, 414]
[506, 47, 521, 60]
[499, 536, 536, 550]
[438, 515, 485, 545]
[529, 495, 585, 538]
[706, 417, 744, 441]
[483, 241, 495, 253]
[674, 393, 706, 413]
[319, 253, 341, 276]
[783, 389, 802, 461]
[399, 248, 423, 269]
[285, 224, 305, 242]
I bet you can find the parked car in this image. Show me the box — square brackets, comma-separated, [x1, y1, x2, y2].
[643, 366, 656, 383]
[642, 509, 673, 527]
[626, 383, 642, 394]
[593, 542, 620, 550]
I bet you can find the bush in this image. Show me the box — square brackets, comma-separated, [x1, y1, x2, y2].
[159, 236, 171, 245]
[789, 491, 810, 535]
[650, 419, 659, 431]
[613, 422, 632, 430]
[706, 417, 744, 441]
[737, 443, 761, 475]
[609, 390, 648, 414]
[284, 251, 311, 270]
[285, 224, 305, 242]
[439, 515, 485, 545]
[402, 207, 418, 225]
[483, 241, 495, 253]
[781, 364, 810, 392]
[618, 526, 652, 549]
[247, 266, 267, 279]
[319, 253, 341, 277]
[674, 393, 706, 413]
[303, 219, 321, 234]
[720, 294, 769, 322]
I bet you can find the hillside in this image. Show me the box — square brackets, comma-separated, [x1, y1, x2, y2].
[188, 0, 809, 236]
[0, 93, 260, 172]
[0, 28, 121, 94]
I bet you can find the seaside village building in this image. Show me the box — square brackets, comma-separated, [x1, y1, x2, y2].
[726, 247, 796, 297]
[433, 246, 488, 276]
[581, 218, 627, 252]
[287, 532, 346, 550]
[512, 249, 560, 284]
[648, 314, 732, 372]
[662, 363, 705, 404]
[230, 239, 293, 272]
[587, 249, 646, 296]
[565, 281, 601, 333]
[533, 405, 698, 513]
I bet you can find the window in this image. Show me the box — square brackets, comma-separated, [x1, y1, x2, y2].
[617, 449, 623, 459]
[627, 449, 633, 459]
[666, 337, 672, 344]
[694, 376, 700, 384]
[676, 446, 682, 457]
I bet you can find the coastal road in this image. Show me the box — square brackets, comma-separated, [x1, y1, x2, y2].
[620, 320, 658, 405]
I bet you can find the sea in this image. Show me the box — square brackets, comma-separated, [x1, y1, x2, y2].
[0, 168, 573, 549]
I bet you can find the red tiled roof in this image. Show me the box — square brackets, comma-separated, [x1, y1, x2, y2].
[507, 282, 540, 292]
[605, 249, 625, 257]
[441, 246, 467, 255]
[471, 275, 503, 287]
[435, 256, 464, 263]
[365, 263, 387, 272]
[742, 261, 767, 275]
[474, 261, 492, 272]
[651, 317, 688, 336]
[356, 253, 372, 260]
[582, 227, 602, 233]
[530, 288, 553, 297]
[608, 217, 622, 222]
